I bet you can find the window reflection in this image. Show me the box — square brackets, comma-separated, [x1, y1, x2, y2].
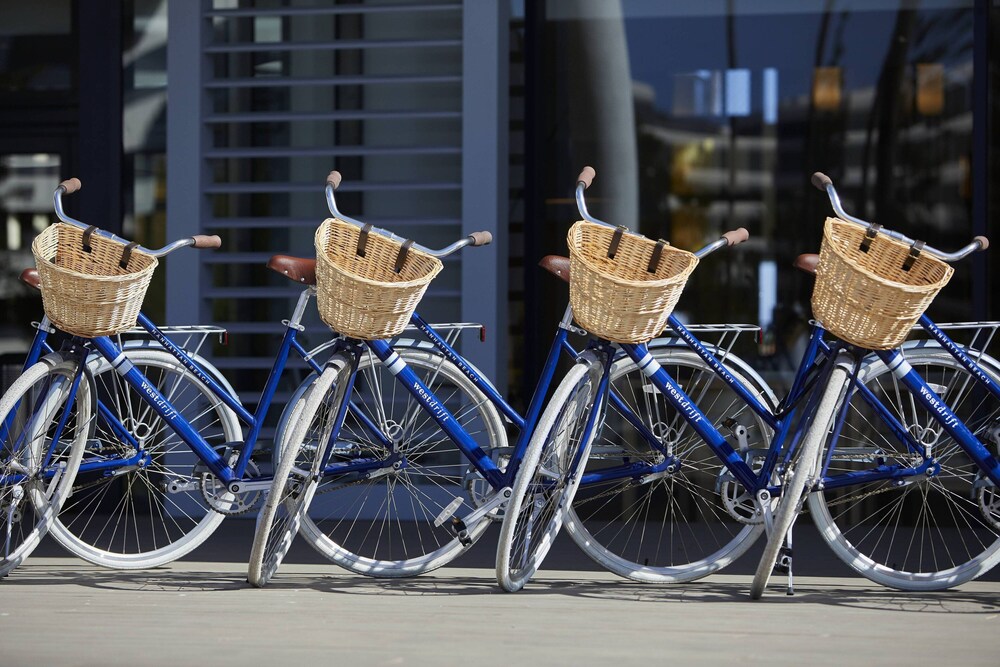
[535, 0, 977, 388]
[0, 153, 60, 358]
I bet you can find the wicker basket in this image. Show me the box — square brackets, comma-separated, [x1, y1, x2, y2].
[812, 217, 953, 350]
[567, 221, 698, 344]
[314, 218, 442, 339]
[32, 223, 158, 338]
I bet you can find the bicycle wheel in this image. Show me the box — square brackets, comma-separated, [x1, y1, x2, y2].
[48, 348, 242, 569]
[294, 346, 507, 576]
[496, 355, 605, 592]
[248, 357, 349, 587]
[565, 347, 776, 583]
[809, 347, 1000, 590]
[2, 357, 90, 577]
[751, 357, 850, 599]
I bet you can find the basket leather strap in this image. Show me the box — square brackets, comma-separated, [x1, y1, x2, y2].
[119, 241, 140, 269]
[607, 226, 627, 259]
[356, 223, 373, 258]
[859, 224, 881, 253]
[394, 239, 415, 274]
[82, 225, 98, 253]
[903, 240, 925, 271]
[647, 239, 668, 273]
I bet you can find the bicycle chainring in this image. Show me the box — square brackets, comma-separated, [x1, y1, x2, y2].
[718, 449, 769, 525]
[198, 453, 262, 516]
[463, 447, 512, 522]
[977, 482, 1000, 531]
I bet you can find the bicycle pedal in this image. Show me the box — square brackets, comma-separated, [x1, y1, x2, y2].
[433, 496, 464, 528]
[449, 517, 472, 547]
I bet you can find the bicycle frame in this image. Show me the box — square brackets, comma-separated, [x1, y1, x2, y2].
[815, 320, 1000, 489]
[58, 287, 327, 490]
[316, 304, 587, 493]
[612, 311, 1000, 500]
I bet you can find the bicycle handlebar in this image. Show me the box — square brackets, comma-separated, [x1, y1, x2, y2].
[324, 170, 491, 258]
[53, 179, 221, 258]
[812, 172, 988, 262]
[574, 166, 749, 260]
[59, 178, 82, 195]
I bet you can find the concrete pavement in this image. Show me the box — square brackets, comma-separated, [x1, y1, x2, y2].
[2, 550, 998, 666]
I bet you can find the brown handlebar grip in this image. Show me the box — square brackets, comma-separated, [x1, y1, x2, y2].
[577, 166, 596, 190]
[811, 172, 833, 191]
[59, 178, 82, 194]
[468, 231, 493, 246]
[191, 235, 222, 249]
[327, 171, 342, 190]
[975, 235, 990, 251]
[721, 228, 750, 246]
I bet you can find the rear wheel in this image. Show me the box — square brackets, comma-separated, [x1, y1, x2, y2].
[295, 347, 508, 577]
[248, 358, 349, 587]
[809, 348, 1000, 590]
[751, 356, 850, 599]
[565, 347, 775, 583]
[49, 349, 241, 569]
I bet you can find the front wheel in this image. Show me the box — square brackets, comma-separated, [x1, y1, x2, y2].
[248, 357, 351, 587]
[496, 355, 606, 592]
[750, 357, 850, 599]
[1, 357, 90, 577]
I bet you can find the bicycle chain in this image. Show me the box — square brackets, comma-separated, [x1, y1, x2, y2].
[815, 481, 907, 509]
[571, 479, 643, 506]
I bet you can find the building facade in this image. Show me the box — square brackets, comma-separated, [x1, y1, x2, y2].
[1, 0, 997, 413]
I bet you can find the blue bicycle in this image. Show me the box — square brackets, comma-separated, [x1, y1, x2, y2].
[3, 178, 493, 574]
[512, 170, 999, 594]
[751, 174, 1000, 596]
[248, 169, 754, 587]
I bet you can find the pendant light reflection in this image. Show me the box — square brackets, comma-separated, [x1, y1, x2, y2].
[916, 63, 944, 116]
[812, 67, 842, 111]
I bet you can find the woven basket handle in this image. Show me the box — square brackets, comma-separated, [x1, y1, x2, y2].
[394, 239, 415, 274]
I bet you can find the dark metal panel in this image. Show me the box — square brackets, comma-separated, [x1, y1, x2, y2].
[166, 1, 207, 328]
[204, 38, 461, 53]
[205, 74, 461, 88]
[205, 3, 460, 19]
[204, 110, 461, 122]
[461, 0, 509, 391]
[76, 0, 122, 235]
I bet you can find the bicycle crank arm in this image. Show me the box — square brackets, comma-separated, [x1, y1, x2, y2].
[438, 487, 512, 547]
[757, 489, 774, 535]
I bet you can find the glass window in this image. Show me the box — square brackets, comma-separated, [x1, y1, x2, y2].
[0, 153, 61, 359]
[531, 0, 979, 387]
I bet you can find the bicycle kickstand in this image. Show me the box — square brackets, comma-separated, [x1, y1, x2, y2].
[756, 488, 795, 596]
[775, 524, 794, 596]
